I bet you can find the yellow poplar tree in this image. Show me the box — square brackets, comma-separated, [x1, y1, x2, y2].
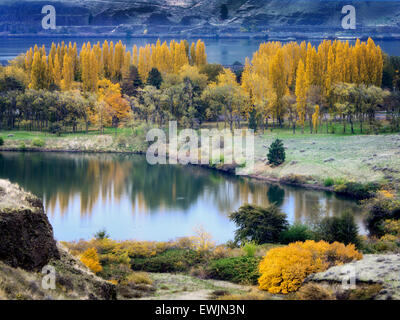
[195, 40, 207, 67]
[61, 53, 73, 91]
[312, 104, 320, 133]
[53, 53, 62, 88]
[29, 51, 47, 90]
[295, 60, 307, 132]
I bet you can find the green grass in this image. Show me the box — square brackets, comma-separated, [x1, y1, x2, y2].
[252, 131, 400, 185]
[0, 127, 132, 140]
[202, 120, 396, 138]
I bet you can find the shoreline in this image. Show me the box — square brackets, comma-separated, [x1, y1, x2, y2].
[0, 146, 338, 195]
[2, 33, 400, 41]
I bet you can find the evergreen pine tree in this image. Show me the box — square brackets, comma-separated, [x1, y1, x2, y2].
[248, 107, 258, 132]
[121, 65, 143, 96]
[147, 67, 163, 89]
[267, 139, 286, 166]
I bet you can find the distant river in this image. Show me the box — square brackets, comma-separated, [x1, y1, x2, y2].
[1, 37, 400, 65]
[0, 152, 363, 243]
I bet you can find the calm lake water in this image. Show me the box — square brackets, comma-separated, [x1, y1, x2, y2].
[1, 37, 400, 65]
[0, 152, 363, 243]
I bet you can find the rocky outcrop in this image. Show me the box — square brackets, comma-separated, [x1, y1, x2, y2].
[306, 254, 400, 300]
[0, 244, 117, 300]
[0, 179, 59, 271]
[1, 0, 400, 37]
[0, 179, 117, 300]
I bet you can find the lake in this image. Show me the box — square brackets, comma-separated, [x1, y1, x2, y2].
[1, 37, 400, 65]
[0, 152, 363, 243]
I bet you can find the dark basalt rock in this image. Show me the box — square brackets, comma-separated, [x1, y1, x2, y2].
[0, 180, 60, 271]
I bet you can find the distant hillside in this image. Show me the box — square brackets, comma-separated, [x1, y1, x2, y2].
[0, 0, 400, 38]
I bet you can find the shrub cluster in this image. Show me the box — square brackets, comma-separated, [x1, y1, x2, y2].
[314, 211, 361, 248]
[334, 181, 380, 199]
[32, 138, 45, 147]
[131, 249, 207, 273]
[279, 223, 314, 244]
[258, 240, 362, 294]
[364, 195, 400, 237]
[206, 256, 262, 285]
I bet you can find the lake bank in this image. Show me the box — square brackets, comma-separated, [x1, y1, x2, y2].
[1, 130, 399, 195]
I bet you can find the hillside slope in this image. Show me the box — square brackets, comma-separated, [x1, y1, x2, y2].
[0, 0, 400, 38]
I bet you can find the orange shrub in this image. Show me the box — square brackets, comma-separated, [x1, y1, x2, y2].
[258, 240, 362, 294]
[80, 248, 103, 274]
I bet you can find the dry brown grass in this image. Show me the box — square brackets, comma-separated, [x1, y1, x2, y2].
[295, 283, 336, 300]
[124, 272, 153, 285]
[216, 288, 274, 300]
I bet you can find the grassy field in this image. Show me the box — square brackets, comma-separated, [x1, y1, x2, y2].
[253, 131, 400, 185]
[1, 125, 400, 188]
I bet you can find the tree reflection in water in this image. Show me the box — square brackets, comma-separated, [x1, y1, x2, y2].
[0, 152, 363, 242]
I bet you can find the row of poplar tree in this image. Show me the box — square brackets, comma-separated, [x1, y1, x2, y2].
[0, 37, 397, 134]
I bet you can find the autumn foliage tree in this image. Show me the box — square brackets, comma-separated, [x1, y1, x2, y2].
[12, 37, 394, 135]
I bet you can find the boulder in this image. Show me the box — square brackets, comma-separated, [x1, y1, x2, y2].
[0, 180, 59, 271]
[306, 254, 400, 300]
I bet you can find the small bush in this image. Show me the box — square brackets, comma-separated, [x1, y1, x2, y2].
[191, 226, 215, 252]
[241, 241, 258, 257]
[279, 174, 308, 185]
[258, 240, 362, 294]
[0, 137, 4, 146]
[212, 246, 231, 259]
[364, 196, 400, 237]
[80, 248, 102, 274]
[207, 256, 262, 285]
[323, 178, 335, 187]
[189, 265, 208, 279]
[32, 138, 45, 147]
[360, 235, 400, 254]
[267, 139, 286, 166]
[124, 272, 153, 285]
[229, 204, 289, 244]
[279, 223, 314, 244]
[131, 249, 206, 273]
[314, 211, 360, 247]
[94, 229, 110, 240]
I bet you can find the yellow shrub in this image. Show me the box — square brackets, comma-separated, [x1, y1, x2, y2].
[191, 226, 215, 252]
[383, 219, 400, 237]
[258, 240, 362, 294]
[119, 240, 173, 258]
[380, 234, 398, 242]
[378, 190, 394, 199]
[80, 248, 103, 274]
